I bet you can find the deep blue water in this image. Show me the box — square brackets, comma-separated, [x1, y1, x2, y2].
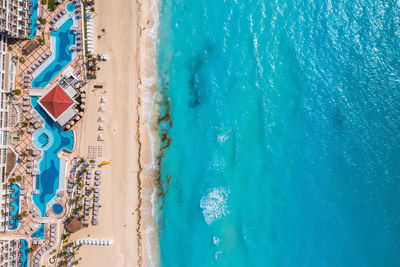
[31, 97, 74, 216]
[52, 203, 63, 214]
[156, 0, 400, 266]
[32, 19, 75, 88]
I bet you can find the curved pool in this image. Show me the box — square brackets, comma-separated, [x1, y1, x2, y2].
[66, 2, 76, 12]
[52, 203, 63, 215]
[32, 128, 54, 150]
[31, 97, 74, 217]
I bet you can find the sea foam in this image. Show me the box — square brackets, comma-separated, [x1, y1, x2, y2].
[200, 187, 229, 225]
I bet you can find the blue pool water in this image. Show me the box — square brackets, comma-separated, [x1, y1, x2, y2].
[28, 0, 38, 39]
[66, 2, 76, 12]
[31, 223, 45, 239]
[31, 97, 74, 216]
[52, 203, 63, 215]
[19, 239, 28, 267]
[31, 19, 76, 88]
[8, 183, 20, 230]
[32, 128, 54, 150]
[156, 0, 400, 266]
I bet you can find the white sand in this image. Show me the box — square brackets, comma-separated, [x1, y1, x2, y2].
[71, 0, 160, 266]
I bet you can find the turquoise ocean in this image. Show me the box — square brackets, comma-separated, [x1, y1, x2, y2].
[156, 0, 400, 266]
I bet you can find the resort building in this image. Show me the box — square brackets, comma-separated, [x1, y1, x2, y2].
[0, 0, 32, 39]
[0, 33, 14, 232]
[0, 239, 28, 266]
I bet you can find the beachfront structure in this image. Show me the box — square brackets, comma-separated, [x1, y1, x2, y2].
[0, 239, 18, 266]
[37, 76, 79, 128]
[0, 239, 28, 266]
[0, 0, 31, 39]
[0, 33, 15, 231]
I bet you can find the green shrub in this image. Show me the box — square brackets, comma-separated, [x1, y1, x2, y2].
[48, 0, 56, 11]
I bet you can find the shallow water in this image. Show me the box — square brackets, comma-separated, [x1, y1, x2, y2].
[156, 0, 400, 266]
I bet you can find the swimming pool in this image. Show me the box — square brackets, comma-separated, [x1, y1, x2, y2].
[31, 97, 74, 216]
[66, 2, 76, 12]
[9, 183, 20, 230]
[31, 223, 45, 239]
[52, 203, 63, 215]
[28, 0, 38, 39]
[19, 239, 28, 267]
[32, 128, 54, 150]
[31, 8, 78, 88]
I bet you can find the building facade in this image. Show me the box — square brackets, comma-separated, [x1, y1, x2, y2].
[0, 0, 31, 39]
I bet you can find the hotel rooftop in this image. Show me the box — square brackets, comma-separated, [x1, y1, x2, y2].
[37, 75, 79, 127]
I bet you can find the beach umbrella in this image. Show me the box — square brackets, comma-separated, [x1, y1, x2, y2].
[70, 121, 75, 126]
[98, 105, 105, 112]
[80, 104, 85, 109]
[81, 93, 86, 98]
[97, 134, 103, 141]
[81, 98, 86, 103]
[75, 115, 81, 120]
[65, 124, 71, 130]
[79, 88, 85, 93]
[79, 112, 84, 116]
[100, 96, 106, 103]
[98, 116, 104, 122]
[74, 108, 79, 113]
[98, 124, 104, 131]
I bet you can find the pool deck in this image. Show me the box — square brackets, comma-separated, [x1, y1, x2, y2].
[31, 7, 79, 83]
[31, 96, 74, 217]
[17, 2, 85, 91]
[2, 0, 86, 265]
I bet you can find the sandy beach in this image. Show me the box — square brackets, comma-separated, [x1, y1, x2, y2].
[70, 0, 159, 266]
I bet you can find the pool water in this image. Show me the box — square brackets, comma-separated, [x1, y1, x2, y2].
[31, 97, 74, 216]
[31, 223, 45, 239]
[28, 0, 38, 39]
[32, 128, 54, 151]
[19, 239, 28, 267]
[8, 183, 20, 230]
[66, 2, 76, 12]
[52, 203, 63, 215]
[31, 18, 76, 88]
[38, 133, 48, 146]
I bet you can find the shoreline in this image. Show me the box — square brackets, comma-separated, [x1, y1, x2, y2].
[136, 0, 161, 265]
[71, 0, 160, 266]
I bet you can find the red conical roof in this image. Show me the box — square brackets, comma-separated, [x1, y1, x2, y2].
[39, 85, 74, 119]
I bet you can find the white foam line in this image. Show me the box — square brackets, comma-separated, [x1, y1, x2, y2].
[139, 0, 160, 265]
